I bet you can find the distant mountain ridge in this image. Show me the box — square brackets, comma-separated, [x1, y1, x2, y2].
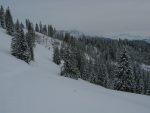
[111, 34, 146, 40]
[57, 30, 84, 38]
[143, 38, 150, 43]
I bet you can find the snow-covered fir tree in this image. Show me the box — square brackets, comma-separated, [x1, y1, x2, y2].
[48, 25, 54, 37]
[61, 45, 80, 79]
[0, 5, 5, 28]
[20, 22, 24, 29]
[133, 63, 145, 94]
[43, 24, 47, 35]
[78, 53, 88, 80]
[11, 20, 20, 57]
[25, 19, 30, 29]
[88, 59, 97, 83]
[146, 77, 150, 95]
[102, 64, 110, 88]
[96, 63, 110, 88]
[143, 72, 150, 95]
[5, 7, 14, 35]
[53, 46, 61, 65]
[39, 21, 42, 33]
[35, 23, 39, 32]
[25, 21, 35, 61]
[11, 20, 30, 63]
[81, 59, 90, 80]
[92, 56, 109, 87]
[114, 48, 135, 93]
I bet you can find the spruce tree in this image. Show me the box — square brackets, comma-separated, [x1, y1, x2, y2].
[20, 22, 24, 29]
[0, 5, 5, 28]
[146, 75, 150, 95]
[26, 21, 35, 61]
[11, 20, 20, 57]
[39, 21, 42, 33]
[114, 48, 135, 93]
[102, 64, 110, 88]
[61, 46, 80, 79]
[43, 24, 47, 35]
[78, 52, 87, 79]
[11, 20, 30, 63]
[48, 25, 54, 37]
[53, 46, 61, 65]
[25, 19, 29, 29]
[64, 33, 70, 43]
[5, 7, 14, 35]
[35, 23, 39, 32]
[143, 72, 150, 95]
[81, 60, 90, 80]
[60, 41, 66, 60]
[19, 27, 30, 63]
[93, 57, 110, 87]
[88, 59, 97, 83]
[133, 63, 144, 94]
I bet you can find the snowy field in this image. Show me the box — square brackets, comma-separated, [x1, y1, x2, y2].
[0, 28, 150, 113]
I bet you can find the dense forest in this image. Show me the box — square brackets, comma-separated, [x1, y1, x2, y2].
[0, 5, 150, 95]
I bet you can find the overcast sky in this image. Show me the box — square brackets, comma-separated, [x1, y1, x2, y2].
[1, 0, 150, 36]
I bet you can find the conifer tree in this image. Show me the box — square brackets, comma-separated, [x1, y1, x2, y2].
[60, 41, 66, 60]
[19, 26, 30, 63]
[0, 5, 5, 28]
[20, 22, 24, 29]
[146, 75, 150, 95]
[143, 72, 150, 95]
[53, 46, 61, 65]
[11, 20, 20, 57]
[78, 52, 87, 79]
[114, 48, 135, 93]
[26, 21, 35, 61]
[102, 64, 110, 88]
[39, 21, 42, 33]
[11, 20, 30, 63]
[93, 57, 109, 87]
[25, 19, 29, 29]
[5, 7, 14, 35]
[81, 60, 90, 80]
[61, 46, 80, 79]
[48, 25, 54, 37]
[35, 23, 39, 32]
[89, 59, 98, 83]
[64, 33, 70, 43]
[53, 28, 56, 36]
[43, 24, 47, 35]
[133, 63, 144, 94]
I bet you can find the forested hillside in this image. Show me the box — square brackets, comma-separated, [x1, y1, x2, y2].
[0, 4, 150, 113]
[0, 5, 150, 96]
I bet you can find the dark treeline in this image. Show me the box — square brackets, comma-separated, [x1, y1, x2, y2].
[0, 5, 150, 95]
[53, 32, 150, 95]
[35, 21, 56, 37]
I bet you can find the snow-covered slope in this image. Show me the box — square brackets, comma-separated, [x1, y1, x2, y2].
[0, 28, 150, 113]
[111, 34, 145, 40]
[144, 38, 150, 43]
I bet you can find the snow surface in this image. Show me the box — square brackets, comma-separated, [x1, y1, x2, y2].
[0, 28, 150, 113]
